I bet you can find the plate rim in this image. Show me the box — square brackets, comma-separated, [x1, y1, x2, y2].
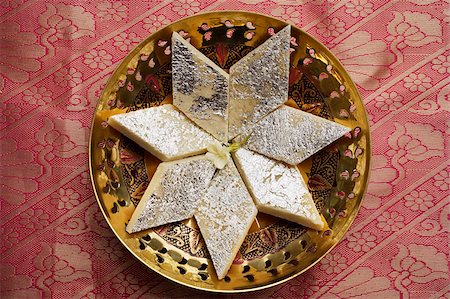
[89, 10, 372, 293]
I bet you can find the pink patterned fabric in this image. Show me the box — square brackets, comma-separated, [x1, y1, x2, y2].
[0, 1, 448, 298]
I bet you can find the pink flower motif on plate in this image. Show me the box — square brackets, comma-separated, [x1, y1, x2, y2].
[259, 227, 278, 247]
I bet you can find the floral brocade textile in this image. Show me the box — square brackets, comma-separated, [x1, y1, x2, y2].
[0, 1, 449, 298]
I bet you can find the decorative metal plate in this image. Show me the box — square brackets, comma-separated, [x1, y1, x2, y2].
[89, 11, 371, 293]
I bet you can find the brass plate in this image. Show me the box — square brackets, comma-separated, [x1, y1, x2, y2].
[89, 11, 371, 293]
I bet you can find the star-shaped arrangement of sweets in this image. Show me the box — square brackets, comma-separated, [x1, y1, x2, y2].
[108, 25, 350, 280]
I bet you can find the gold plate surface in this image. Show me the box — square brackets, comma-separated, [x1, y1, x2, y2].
[89, 11, 371, 293]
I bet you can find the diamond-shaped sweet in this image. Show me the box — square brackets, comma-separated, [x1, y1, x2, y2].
[233, 148, 324, 230]
[228, 25, 291, 139]
[172, 32, 229, 142]
[126, 155, 216, 233]
[242, 105, 350, 165]
[194, 161, 257, 280]
[108, 104, 216, 161]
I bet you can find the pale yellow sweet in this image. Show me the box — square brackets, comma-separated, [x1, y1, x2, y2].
[108, 104, 216, 161]
[194, 161, 257, 280]
[172, 32, 229, 142]
[228, 25, 291, 139]
[126, 155, 216, 233]
[233, 148, 324, 230]
[242, 105, 351, 165]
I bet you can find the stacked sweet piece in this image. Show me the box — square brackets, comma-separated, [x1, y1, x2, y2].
[108, 26, 350, 280]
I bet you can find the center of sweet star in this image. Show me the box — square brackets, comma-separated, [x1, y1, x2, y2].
[206, 133, 252, 169]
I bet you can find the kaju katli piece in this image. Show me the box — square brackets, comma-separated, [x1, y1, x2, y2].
[108, 104, 216, 161]
[242, 105, 351, 165]
[172, 32, 229, 142]
[194, 160, 258, 280]
[233, 148, 324, 230]
[228, 25, 291, 140]
[126, 155, 216, 233]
